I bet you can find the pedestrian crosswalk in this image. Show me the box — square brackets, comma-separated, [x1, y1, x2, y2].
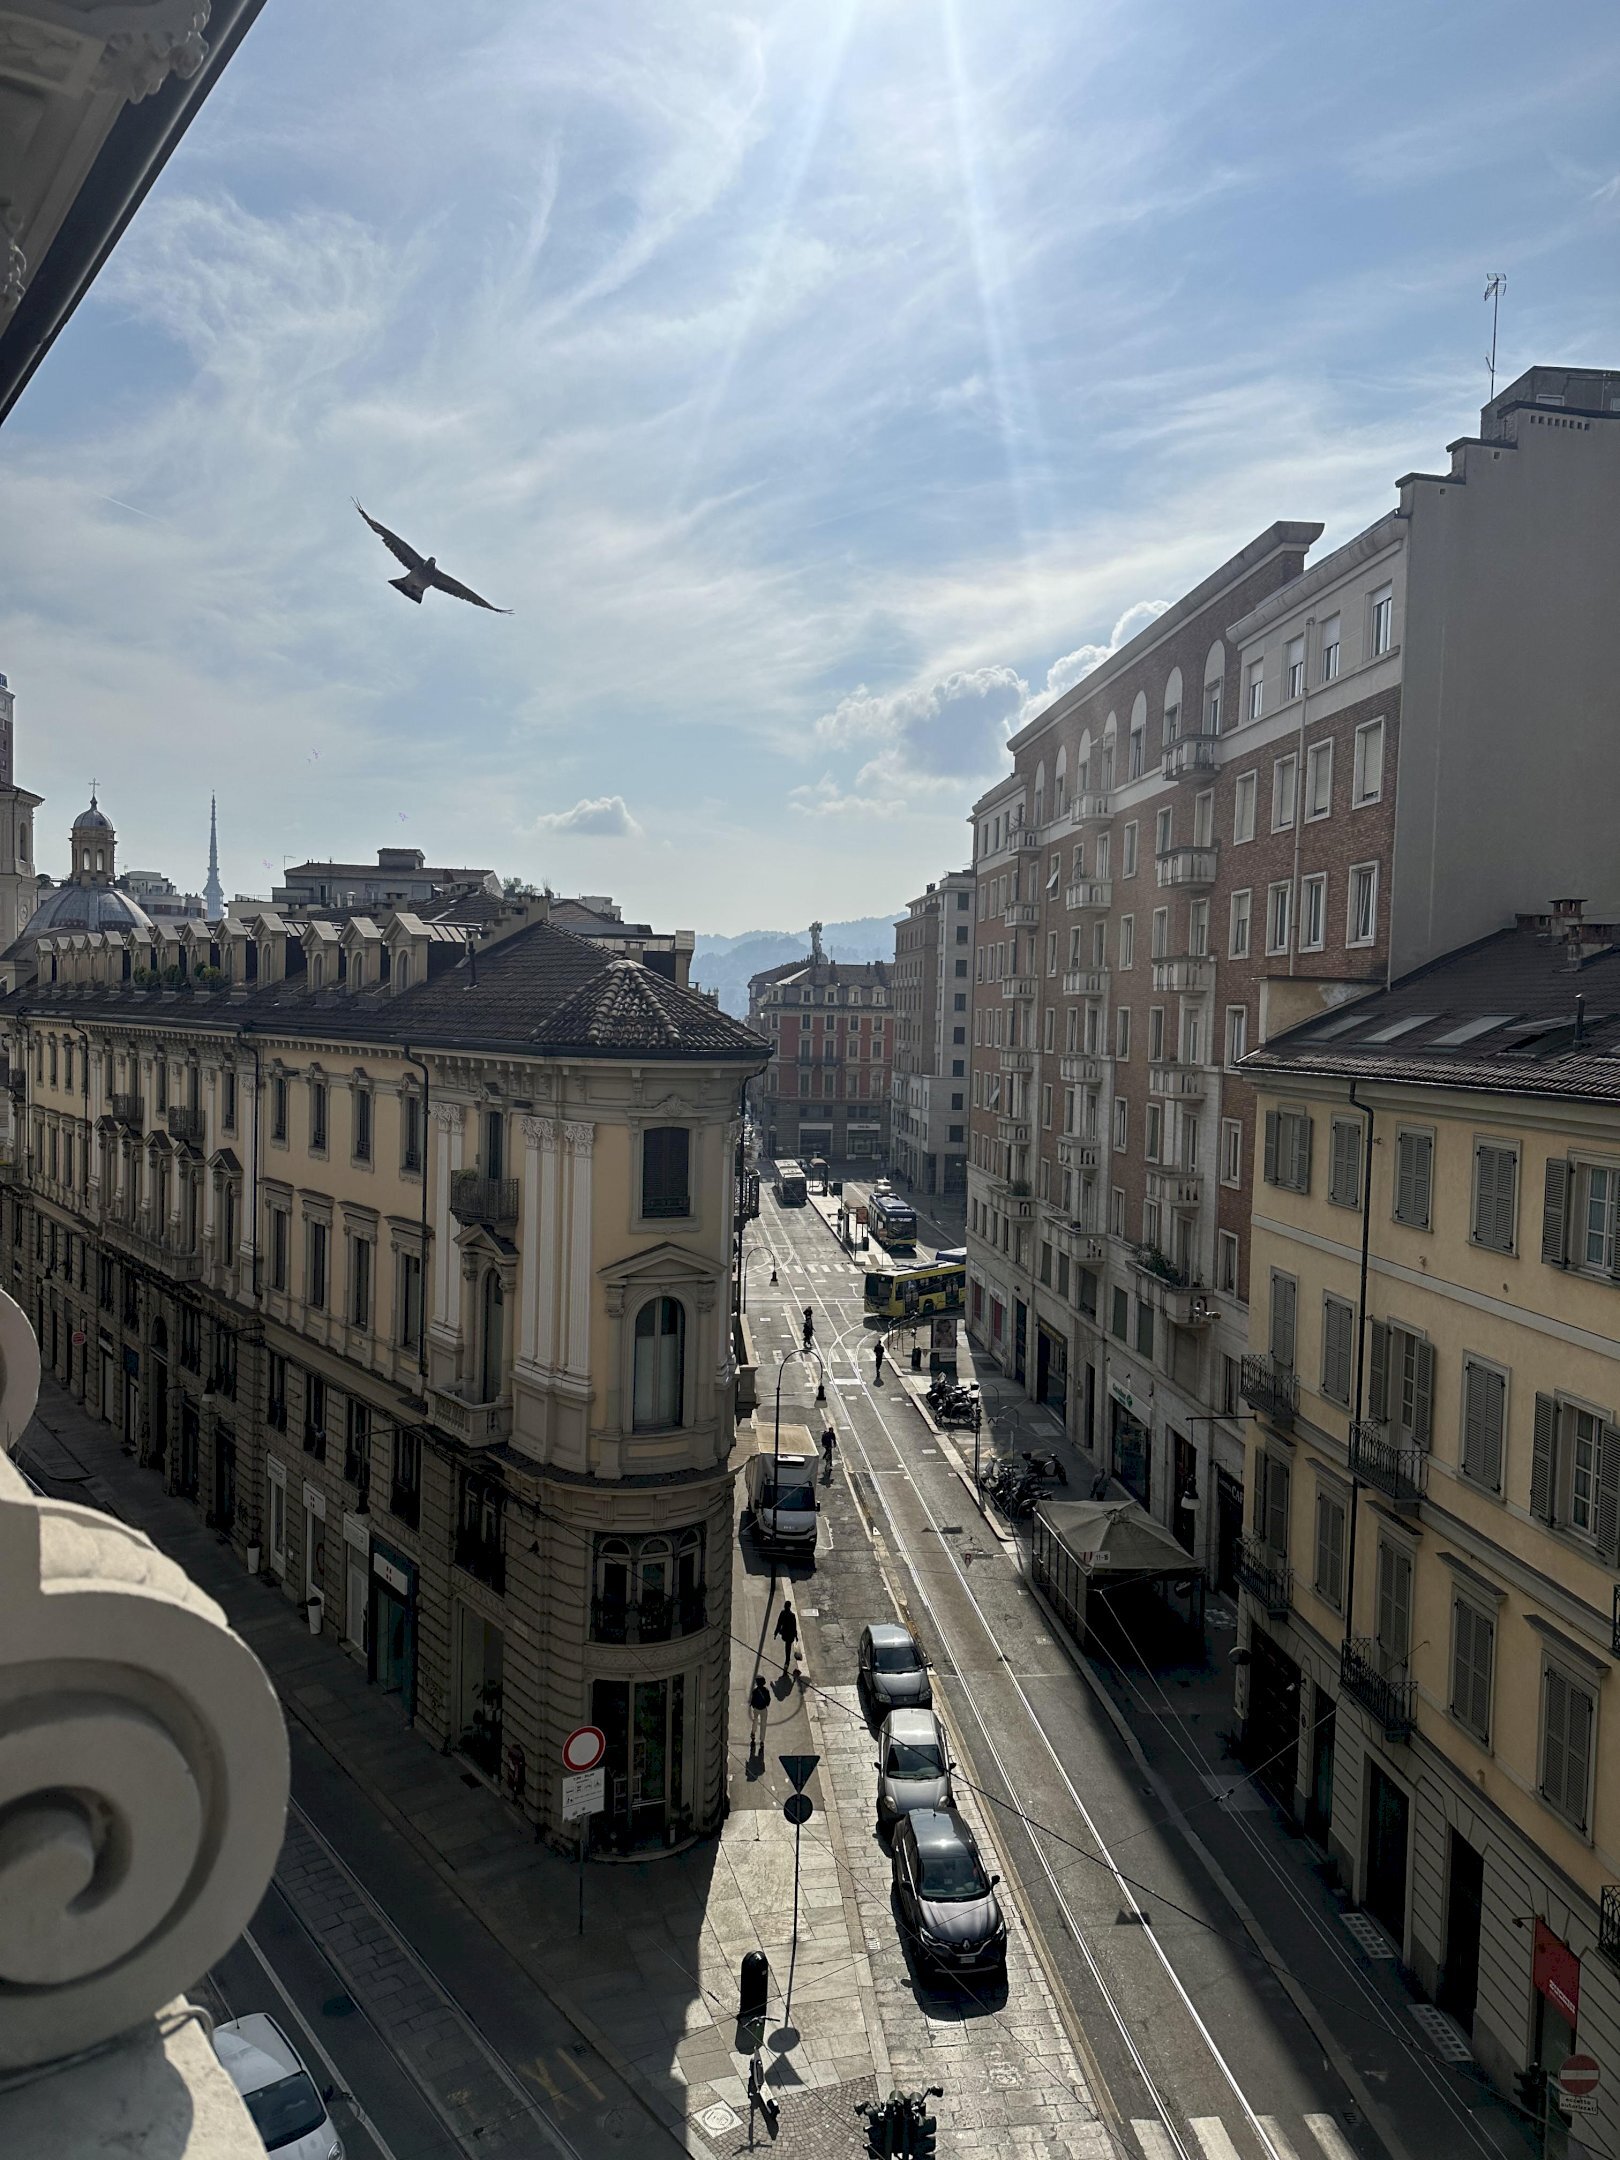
[1128, 2115, 1360, 2160]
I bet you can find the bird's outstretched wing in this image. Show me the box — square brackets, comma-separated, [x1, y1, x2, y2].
[353, 499, 424, 574]
[427, 564, 513, 613]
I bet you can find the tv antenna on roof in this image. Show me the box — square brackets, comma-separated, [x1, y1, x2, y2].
[1484, 273, 1507, 400]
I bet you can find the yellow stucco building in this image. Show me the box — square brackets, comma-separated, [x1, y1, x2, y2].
[1236, 905, 1620, 2145]
[0, 796, 767, 1854]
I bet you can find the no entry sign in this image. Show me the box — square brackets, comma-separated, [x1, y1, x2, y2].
[562, 1724, 606, 1775]
[1558, 2053, 1600, 2107]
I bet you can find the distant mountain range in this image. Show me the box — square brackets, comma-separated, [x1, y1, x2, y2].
[693, 914, 901, 1017]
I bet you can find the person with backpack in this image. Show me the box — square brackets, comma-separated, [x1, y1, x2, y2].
[774, 1600, 799, 1672]
[747, 1671, 771, 1758]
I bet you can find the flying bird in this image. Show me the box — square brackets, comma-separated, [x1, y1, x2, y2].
[353, 500, 512, 611]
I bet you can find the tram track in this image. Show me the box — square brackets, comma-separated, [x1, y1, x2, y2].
[760, 1191, 1352, 2160]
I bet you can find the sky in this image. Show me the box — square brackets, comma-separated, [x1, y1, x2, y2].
[2, 1, 1618, 933]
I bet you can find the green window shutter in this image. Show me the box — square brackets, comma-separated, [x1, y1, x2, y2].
[1294, 1114, 1313, 1193]
[1368, 1319, 1390, 1422]
[1410, 1338, 1436, 1447]
[1543, 1667, 1570, 1812]
[1541, 1157, 1571, 1266]
[1414, 1136, 1432, 1227]
[1463, 1363, 1504, 1491]
[1530, 1393, 1557, 1522]
[1263, 1110, 1279, 1185]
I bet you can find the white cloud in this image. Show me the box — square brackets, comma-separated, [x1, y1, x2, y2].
[533, 794, 643, 837]
[818, 665, 1027, 800]
[1022, 600, 1171, 719]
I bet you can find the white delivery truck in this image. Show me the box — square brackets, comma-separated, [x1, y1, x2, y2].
[745, 1449, 819, 1560]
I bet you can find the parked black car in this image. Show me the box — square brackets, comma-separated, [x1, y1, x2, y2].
[890, 1808, 1006, 1977]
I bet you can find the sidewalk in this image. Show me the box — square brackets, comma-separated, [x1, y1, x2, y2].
[888, 1342, 1538, 2160]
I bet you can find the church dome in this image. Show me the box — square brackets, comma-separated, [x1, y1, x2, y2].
[18, 881, 152, 940]
[74, 799, 114, 832]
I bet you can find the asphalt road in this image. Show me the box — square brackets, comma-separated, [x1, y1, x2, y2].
[751, 1181, 1383, 2160]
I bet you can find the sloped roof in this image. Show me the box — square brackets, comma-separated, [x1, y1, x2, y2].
[1245, 921, 1620, 1103]
[12, 915, 766, 1067]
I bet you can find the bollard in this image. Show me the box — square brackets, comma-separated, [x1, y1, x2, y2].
[738, 1948, 770, 2033]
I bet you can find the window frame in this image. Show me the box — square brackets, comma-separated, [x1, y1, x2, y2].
[1459, 1355, 1507, 1495]
[1265, 880, 1292, 956]
[1232, 771, 1257, 845]
[1314, 1484, 1346, 1611]
[1304, 738, 1333, 820]
[1299, 871, 1327, 953]
[1352, 718, 1384, 806]
[1327, 1117, 1363, 1209]
[1449, 1595, 1495, 1746]
[1220, 1117, 1242, 1188]
[1392, 1126, 1434, 1230]
[640, 1125, 694, 1223]
[1271, 753, 1298, 832]
[1228, 889, 1252, 960]
[1321, 1293, 1354, 1406]
[1346, 860, 1378, 946]
[1469, 1138, 1520, 1255]
[1539, 1657, 1596, 1833]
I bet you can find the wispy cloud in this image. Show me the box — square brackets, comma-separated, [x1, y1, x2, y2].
[2, 0, 1617, 929]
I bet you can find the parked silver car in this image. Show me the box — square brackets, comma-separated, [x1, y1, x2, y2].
[858, 1622, 932, 1711]
[875, 1708, 954, 1830]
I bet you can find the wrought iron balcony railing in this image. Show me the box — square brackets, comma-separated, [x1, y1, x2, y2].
[1340, 1637, 1416, 1739]
[1241, 1353, 1298, 1427]
[449, 1172, 519, 1226]
[166, 1105, 204, 1145]
[1236, 1534, 1292, 1616]
[110, 1092, 144, 1129]
[590, 1592, 707, 1644]
[1349, 1420, 1427, 1510]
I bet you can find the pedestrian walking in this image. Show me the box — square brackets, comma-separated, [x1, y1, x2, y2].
[774, 1601, 799, 1671]
[802, 1306, 815, 1351]
[821, 1423, 837, 1479]
[747, 1672, 771, 1757]
[873, 1338, 885, 1383]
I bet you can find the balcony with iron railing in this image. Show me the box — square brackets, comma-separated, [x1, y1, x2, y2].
[1151, 955, 1214, 995]
[166, 1105, 203, 1145]
[101, 1214, 202, 1282]
[1003, 902, 1040, 928]
[1340, 1637, 1416, 1740]
[1060, 1053, 1103, 1084]
[1241, 1353, 1298, 1427]
[1070, 791, 1111, 824]
[449, 1172, 520, 1227]
[1148, 1061, 1208, 1102]
[454, 1524, 506, 1594]
[1236, 1534, 1292, 1617]
[590, 1590, 707, 1644]
[1066, 880, 1113, 912]
[1163, 733, 1221, 780]
[1000, 976, 1037, 1000]
[1600, 1884, 1620, 1970]
[1155, 846, 1219, 892]
[110, 1092, 144, 1129]
[1062, 967, 1109, 997]
[1348, 1420, 1428, 1510]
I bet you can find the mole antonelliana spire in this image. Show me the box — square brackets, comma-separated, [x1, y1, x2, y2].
[203, 791, 223, 922]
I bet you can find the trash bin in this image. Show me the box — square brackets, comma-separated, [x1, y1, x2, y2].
[911, 1346, 923, 1371]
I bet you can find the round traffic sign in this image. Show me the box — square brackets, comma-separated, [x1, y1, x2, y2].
[782, 1794, 814, 1826]
[562, 1724, 606, 1774]
[1558, 2054, 1600, 2099]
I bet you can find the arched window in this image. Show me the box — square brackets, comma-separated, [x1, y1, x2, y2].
[1100, 714, 1118, 791]
[18, 825, 27, 859]
[1054, 745, 1068, 814]
[81, 848, 90, 872]
[397, 954, 411, 990]
[479, 1270, 505, 1401]
[1203, 641, 1225, 734]
[95, 850, 104, 874]
[1162, 666, 1184, 748]
[1033, 760, 1046, 827]
[311, 955, 324, 989]
[633, 1296, 685, 1430]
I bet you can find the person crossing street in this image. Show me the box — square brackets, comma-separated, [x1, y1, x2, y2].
[802, 1306, 815, 1352]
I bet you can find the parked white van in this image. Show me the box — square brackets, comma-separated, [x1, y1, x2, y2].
[745, 1449, 819, 1558]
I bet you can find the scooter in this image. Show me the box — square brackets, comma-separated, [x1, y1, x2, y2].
[1020, 1448, 1067, 1482]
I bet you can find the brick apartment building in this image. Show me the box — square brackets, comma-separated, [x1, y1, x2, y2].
[889, 873, 974, 1198]
[749, 929, 893, 1163]
[965, 363, 1620, 1582]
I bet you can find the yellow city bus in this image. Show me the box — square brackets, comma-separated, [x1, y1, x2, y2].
[863, 1260, 966, 1322]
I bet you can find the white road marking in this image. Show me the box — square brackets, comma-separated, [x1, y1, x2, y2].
[238, 1923, 403, 2160]
[1190, 2118, 1243, 2160]
[1304, 2117, 1359, 2160]
[1132, 2122, 1182, 2160]
[1256, 2120, 1302, 2160]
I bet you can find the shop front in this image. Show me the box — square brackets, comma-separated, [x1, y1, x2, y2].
[1035, 1321, 1067, 1414]
[591, 1672, 693, 1852]
[369, 1539, 417, 1718]
[1109, 1384, 1151, 1510]
[1530, 1920, 1583, 2158]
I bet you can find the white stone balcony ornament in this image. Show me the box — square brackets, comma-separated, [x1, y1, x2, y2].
[0, 1287, 288, 2075]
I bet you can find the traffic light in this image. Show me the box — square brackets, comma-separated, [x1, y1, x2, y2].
[910, 2095, 937, 2159]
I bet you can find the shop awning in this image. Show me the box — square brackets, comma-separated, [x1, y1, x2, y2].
[1036, 1497, 1203, 1583]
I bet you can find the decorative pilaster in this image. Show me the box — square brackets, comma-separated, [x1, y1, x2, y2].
[563, 1123, 593, 1379]
[536, 1118, 560, 1370]
[431, 1103, 464, 1333]
[519, 1117, 555, 1367]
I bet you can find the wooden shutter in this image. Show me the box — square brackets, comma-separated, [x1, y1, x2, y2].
[1368, 1319, 1390, 1422]
[1541, 1156, 1571, 1266]
[1293, 1113, 1313, 1193]
[1462, 1362, 1504, 1491]
[1265, 1456, 1290, 1557]
[1263, 1110, 1280, 1185]
[1375, 1541, 1411, 1668]
[1315, 1492, 1344, 1605]
[1271, 1272, 1297, 1367]
[1410, 1338, 1435, 1447]
[1452, 1603, 1491, 1739]
[1597, 1423, 1620, 1565]
[1530, 1392, 1557, 1522]
[1473, 1144, 1517, 1251]
[1543, 1667, 1570, 1812]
